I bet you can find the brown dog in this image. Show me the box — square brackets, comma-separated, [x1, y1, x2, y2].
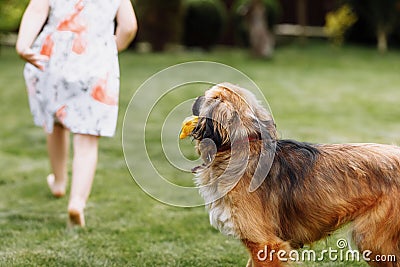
[181, 82, 400, 266]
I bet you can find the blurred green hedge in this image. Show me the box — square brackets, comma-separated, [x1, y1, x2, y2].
[182, 0, 227, 50]
[134, 0, 183, 51]
[0, 0, 29, 32]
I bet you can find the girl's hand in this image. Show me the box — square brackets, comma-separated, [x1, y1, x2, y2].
[16, 0, 50, 68]
[19, 48, 49, 70]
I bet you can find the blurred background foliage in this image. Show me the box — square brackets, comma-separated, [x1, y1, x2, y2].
[343, 0, 400, 52]
[324, 4, 357, 46]
[0, 0, 29, 32]
[182, 0, 227, 50]
[135, 0, 184, 51]
[1, 0, 400, 52]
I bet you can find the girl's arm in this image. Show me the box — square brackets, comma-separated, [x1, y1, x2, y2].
[16, 0, 50, 70]
[115, 0, 138, 52]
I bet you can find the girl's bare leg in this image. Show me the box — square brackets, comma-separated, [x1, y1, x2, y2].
[68, 133, 99, 227]
[46, 124, 69, 197]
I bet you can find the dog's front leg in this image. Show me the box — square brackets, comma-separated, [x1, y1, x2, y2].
[243, 239, 291, 267]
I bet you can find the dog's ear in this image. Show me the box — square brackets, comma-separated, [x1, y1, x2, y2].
[204, 117, 223, 148]
[249, 118, 277, 192]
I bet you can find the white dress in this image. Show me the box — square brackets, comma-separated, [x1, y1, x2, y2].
[24, 0, 121, 137]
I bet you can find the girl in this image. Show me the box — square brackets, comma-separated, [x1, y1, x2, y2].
[16, 0, 137, 227]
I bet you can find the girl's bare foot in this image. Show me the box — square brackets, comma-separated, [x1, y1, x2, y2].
[67, 198, 85, 227]
[46, 174, 66, 198]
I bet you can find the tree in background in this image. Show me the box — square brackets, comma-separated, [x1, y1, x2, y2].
[345, 0, 400, 52]
[244, 0, 274, 58]
[233, 0, 279, 58]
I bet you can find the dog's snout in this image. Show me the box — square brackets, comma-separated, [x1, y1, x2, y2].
[192, 96, 205, 116]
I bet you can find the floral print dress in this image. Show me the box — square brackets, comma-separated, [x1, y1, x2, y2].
[24, 0, 121, 137]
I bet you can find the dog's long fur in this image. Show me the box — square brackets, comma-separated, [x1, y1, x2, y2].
[189, 83, 400, 267]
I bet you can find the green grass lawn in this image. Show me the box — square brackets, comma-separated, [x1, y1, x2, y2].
[1, 42, 400, 266]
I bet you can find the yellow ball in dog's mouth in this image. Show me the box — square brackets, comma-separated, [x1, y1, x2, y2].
[179, 115, 199, 139]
